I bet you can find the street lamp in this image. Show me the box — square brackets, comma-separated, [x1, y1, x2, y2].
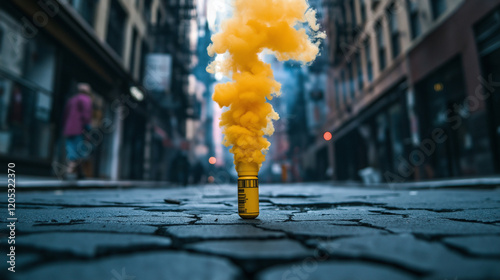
[130, 86, 144, 101]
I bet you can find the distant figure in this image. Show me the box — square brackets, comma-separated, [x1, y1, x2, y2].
[177, 153, 190, 186]
[170, 152, 190, 186]
[63, 83, 93, 179]
[191, 160, 205, 184]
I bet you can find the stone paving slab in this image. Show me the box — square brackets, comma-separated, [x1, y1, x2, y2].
[16, 222, 158, 234]
[360, 215, 500, 236]
[314, 234, 500, 278]
[257, 261, 415, 280]
[5, 184, 500, 279]
[186, 239, 312, 260]
[8, 252, 240, 280]
[165, 224, 285, 240]
[257, 221, 386, 238]
[442, 235, 500, 257]
[291, 206, 388, 221]
[17, 232, 172, 257]
[195, 211, 293, 224]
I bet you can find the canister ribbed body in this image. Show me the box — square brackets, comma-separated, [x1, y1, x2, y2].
[237, 176, 259, 219]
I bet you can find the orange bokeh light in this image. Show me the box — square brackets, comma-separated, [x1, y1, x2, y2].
[208, 176, 215, 183]
[323, 132, 332, 141]
[208, 157, 217, 165]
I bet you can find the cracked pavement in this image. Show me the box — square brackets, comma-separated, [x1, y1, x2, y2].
[2, 184, 500, 280]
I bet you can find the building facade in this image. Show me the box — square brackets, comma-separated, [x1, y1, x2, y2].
[316, 0, 500, 182]
[0, 0, 195, 181]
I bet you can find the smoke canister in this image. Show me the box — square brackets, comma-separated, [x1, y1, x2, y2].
[236, 162, 259, 219]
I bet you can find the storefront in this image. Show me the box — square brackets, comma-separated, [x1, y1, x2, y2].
[414, 56, 471, 178]
[0, 1, 124, 178]
[475, 6, 500, 173]
[120, 107, 147, 180]
[415, 53, 498, 178]
[0, 7, 57, 174]
[333, 81, 411, 182]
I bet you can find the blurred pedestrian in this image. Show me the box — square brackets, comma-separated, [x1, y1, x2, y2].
[170, 151, 190, 186]
[177, 153, 190, 186]
[191, 160, 205, 184]
[63, 83, 93, 179]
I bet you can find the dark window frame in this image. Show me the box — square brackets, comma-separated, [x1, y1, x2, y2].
[341, 70, 347, 105]
[430, 0, 446, 20]
[360, 0, 367, 23]
[407, 0, 421, 39]
[106, 0, 127, 57]
[364, 38, 373, 82]
[129, 27, 138, 76]
[68, 0, 98, 27]
[356, 52, 363, 90]
[350, 0, 357, 29]
[348, 61, 355, 100]
[376, 22, 386, 71]
[388, 4, 400, 58]
[334, 78, 341, 110]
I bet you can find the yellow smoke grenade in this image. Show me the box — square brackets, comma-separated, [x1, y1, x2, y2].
[207, 0, 325, 169]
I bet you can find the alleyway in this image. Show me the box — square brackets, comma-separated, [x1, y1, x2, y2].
[3, 184, 500, 280]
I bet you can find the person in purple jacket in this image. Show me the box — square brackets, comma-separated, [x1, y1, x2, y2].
[63, 83, 93, 179]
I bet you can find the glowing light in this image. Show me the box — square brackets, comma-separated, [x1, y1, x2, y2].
[130, 86, 144, 101]
[434, 83, 444, 92]
[323, 132, 332, 141]
[208, 157, 217, 165]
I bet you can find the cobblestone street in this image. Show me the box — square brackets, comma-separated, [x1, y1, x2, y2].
[3, 184, 500, 280]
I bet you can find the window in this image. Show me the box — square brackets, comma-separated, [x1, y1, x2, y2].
[364, 39, 373, 82]
[68, 0, 98, 26]
[356, 52, 363, 90]
[129, 28, 138, 76]
[139, 40, 149, 84]
[144, 0, 152, 22]
[388, 5, 400, 58]
[430, 0, 446, 20]
[348, 62, 355, 99]
[407, 0, 421, 39]
[0, 28, 56, 160]
[349, 0, 357, 28]
[106, 0, 127, 57]
[334, 78, 341, 110]
[156, 9, 162, 27]
[376, 22, 386, 71]
[360, 0, 367, 23]
[341, 70, 347, 104]
[340, 3, 348, 43]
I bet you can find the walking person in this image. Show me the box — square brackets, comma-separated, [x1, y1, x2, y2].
[63, 83, 93, 179]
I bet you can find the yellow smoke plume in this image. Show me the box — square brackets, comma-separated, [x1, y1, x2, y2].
[207, 0, 324, 169]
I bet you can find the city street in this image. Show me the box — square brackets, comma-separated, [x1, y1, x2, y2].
[3, 183, 500, 280]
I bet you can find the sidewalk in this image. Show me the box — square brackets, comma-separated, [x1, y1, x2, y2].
[333, 176, 500, 189]
[8, 174, 500, 190]
[7, 175, 173, 190]
[3, 183, 500, 279]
